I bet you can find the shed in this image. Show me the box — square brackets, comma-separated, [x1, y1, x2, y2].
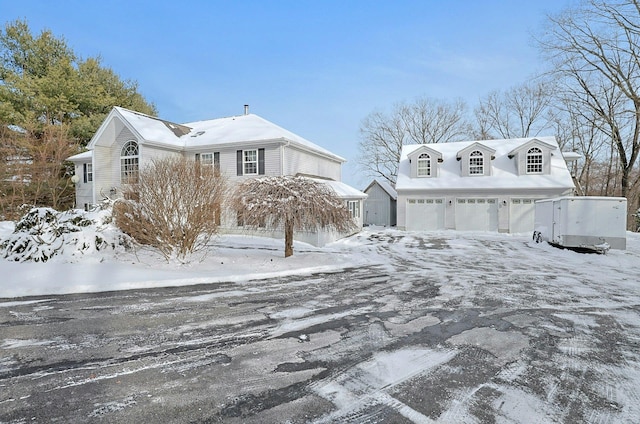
[363, 179, 397, 227]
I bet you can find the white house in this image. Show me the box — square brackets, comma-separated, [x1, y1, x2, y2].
[363, 179, 397, 227]
[67, 106, 366, 245]
[396, 137, 576, 233]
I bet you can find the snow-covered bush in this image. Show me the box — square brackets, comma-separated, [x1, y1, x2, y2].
[112, 157, 228, 262]
[0, 206, 132, 262]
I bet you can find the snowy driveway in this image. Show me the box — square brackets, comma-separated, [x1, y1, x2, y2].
[1, 230, 640, 423]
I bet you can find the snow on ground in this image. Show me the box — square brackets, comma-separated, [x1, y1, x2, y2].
[3, 223, 640, 422]
[2, 218, 640, 299]
[0, 220, 385, 298]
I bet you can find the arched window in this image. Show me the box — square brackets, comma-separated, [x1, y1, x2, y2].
[121, 140, 139, 183]
[469, 150, 484, 175]
[526, 147, 543, 174]
[417, 153, 431, 177]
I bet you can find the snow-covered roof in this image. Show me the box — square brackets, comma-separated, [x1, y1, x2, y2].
[109, 107, 344, 162]
[364, 179, 397, 200]
[67, 151, 92, 162]
[396, 136, 575, 192]
[312, 178, 367, 199]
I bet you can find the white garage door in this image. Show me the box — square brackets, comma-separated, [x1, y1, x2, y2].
[455, 198, 498, 231]
[509, 198, 535, 233]
[406, 198, 445, 231]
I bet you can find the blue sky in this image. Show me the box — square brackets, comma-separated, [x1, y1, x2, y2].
[2, 0, 568, 188]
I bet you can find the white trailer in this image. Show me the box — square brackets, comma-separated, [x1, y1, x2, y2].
[533, 196, 627, 253]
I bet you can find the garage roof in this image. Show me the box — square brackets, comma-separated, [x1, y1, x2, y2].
[396, 137, 575, 192]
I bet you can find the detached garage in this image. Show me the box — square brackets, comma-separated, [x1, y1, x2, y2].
[395, 137, 578, 233]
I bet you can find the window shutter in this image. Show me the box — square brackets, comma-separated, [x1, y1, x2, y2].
[83, 163, 88, 183]
[195, 153, 200, 162]
[258, 148, 265, 175]
[236, 150, 243, 176]
[214, 152, 220, 170]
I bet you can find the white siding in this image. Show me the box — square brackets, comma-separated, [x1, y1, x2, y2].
[73, 162, 94, 208]
[210, 145, 282, 182]
[283, 145, 341, 180]
[93, 144, 114, 203]
[140, 145, 181, 167]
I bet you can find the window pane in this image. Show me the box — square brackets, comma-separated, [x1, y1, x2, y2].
[243, 149, 258, 174]
[201, 153, 213, 166]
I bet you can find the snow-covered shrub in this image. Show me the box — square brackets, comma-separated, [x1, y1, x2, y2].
[0, 206, 132, 263]
[232, 176, 356, 257]
[112, 157, 228, 262]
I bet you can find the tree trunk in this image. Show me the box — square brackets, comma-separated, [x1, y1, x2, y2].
[284, 219, 294, 258]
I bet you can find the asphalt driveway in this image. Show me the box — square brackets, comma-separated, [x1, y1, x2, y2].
[1, 231, 639, 423]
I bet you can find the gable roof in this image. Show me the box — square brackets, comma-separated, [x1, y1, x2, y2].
[407, 145, 443, 162]
[507, 138, 556, 158]
[364, 179, 398, 200]
[88, 107, 345, 162]
[456, 141, 496, 160]
[396, 136, 575, 192]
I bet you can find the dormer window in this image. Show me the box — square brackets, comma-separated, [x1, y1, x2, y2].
[408, 146, 442, 178]
[526, 147, 543, 174]
[417, 153, 431, 177]
[469, 151, 484, 175]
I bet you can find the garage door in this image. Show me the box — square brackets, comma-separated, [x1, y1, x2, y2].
[406, 198, 445, 231]
[509, 198, 535, 233]
[454, 198, 498, 231]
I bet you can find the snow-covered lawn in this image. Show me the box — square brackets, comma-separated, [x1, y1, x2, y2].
[0, 219, 383, 298]
[2, 218, 640, 300]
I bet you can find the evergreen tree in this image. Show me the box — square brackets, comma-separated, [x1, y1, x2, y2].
[0, 19, 156, 218]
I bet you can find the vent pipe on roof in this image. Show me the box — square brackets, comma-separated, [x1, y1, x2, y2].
[244, 104, 249, 115]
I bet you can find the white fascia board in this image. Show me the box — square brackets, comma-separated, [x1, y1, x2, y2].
[181, 138, 286, 153]
[87, 107, 145, 150]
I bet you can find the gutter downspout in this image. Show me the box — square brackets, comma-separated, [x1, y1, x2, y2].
[281, 139, 289, 175]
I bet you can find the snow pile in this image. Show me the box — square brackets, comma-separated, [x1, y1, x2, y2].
[0, 207, 131, 263]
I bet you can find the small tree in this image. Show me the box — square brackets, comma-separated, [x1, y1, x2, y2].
[232, 176, 357, 257]
[113, 157, 228, 262]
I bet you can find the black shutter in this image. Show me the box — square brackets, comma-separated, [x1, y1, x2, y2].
[83, 163, 88, 183]
[237, 150, 243, 176]
[258, 148, 265, 175]
[214, 152, 220, 171]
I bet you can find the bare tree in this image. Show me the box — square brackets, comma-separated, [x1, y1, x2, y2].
[113, 156, 228, 262]
[539, 0, 640, 206]
[358, 97, 471, 185]
[232, 176, 356, 258]
[473, 81, 554, 140]
[0, 122, 77, 219]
